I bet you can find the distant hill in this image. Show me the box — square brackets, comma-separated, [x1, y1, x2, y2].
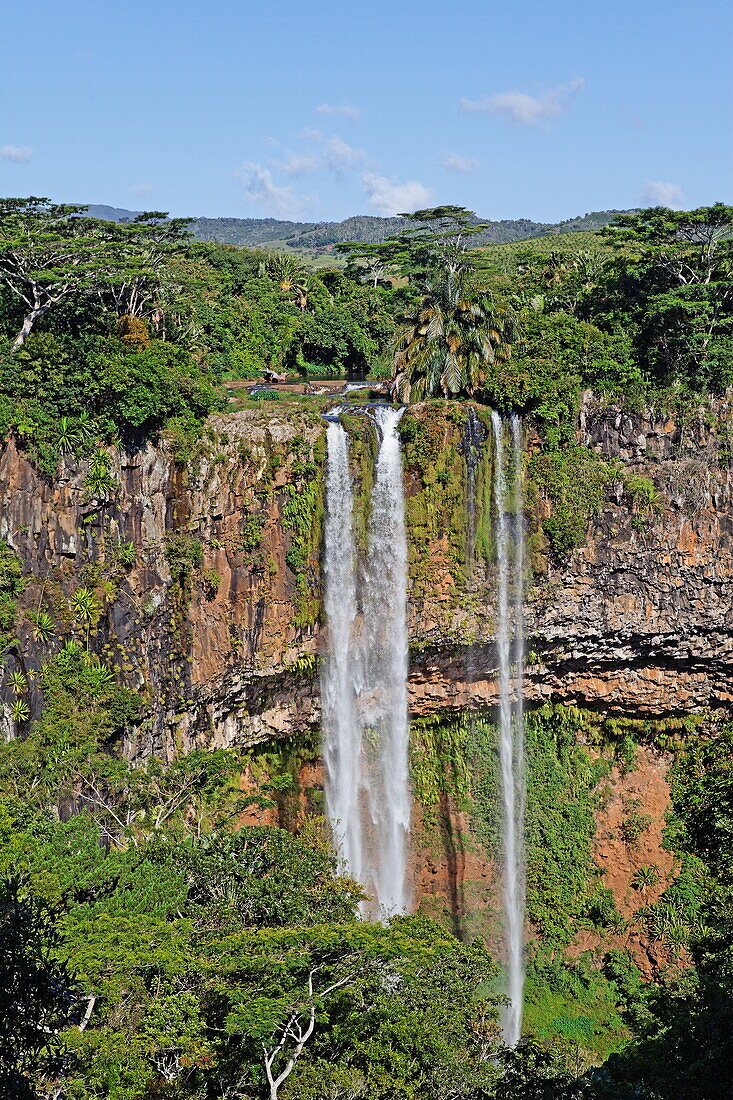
[84, 205, 630, 253]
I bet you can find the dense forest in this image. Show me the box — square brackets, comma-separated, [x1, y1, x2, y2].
[1, 197, 733, 1099]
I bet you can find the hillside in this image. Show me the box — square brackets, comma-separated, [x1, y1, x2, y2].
[84, 203, 630, 253]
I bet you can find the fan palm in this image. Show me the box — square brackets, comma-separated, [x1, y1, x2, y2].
[265, 253, 314, 312]
[392, 271, 513, 402]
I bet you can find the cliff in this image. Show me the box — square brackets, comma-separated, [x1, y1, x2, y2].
[3, 395, 731, 751]
[1, 394, 731, 974]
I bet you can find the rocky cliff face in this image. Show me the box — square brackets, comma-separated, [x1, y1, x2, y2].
[1, 396, 732, 753]
[2, 394, 731, 969]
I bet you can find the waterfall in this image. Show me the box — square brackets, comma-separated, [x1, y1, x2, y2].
[362, 406, 411, 917]
[321, 421, 364, 886]
[491, 411, 526, 1047]
[321, 406, 411, 919]
[462, 405, 486, 579]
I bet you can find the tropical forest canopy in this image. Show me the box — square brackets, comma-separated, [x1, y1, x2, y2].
[1, 197, 731, 479]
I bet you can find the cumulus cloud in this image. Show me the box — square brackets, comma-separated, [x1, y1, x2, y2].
[361, 172, 432, 216]
[236, 162, 315, 219]
[0, 145, 33, 163]
[280, 152, 321, 177]
[322, 135, 370, 175]
[316, 100, 361, 121]
[640, 180, 685, 209]
[441, 153, 479, 175]
[280, 133, 370, 178]
[131, 183, 154, 197]
[460, 77, 586, 126]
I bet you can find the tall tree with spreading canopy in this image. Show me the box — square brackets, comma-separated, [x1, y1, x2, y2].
[0, 199, 192, 349]
[599, 203, 733, 387]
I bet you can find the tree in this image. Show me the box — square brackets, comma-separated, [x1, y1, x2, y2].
[264, 253, 315, 312]
[598, 204, 733, 387]
[398, 206, 490, 277]
[0, 200, 194, 350]
[97, 210, 194, 320]
[495, 1040, 593, 1099]
[206, 917, 499, 1100]
[602, 204, 733, 288]
[335, 240, 402, 287]
[392, 269, 513, 400]
[0, 199, 114, 349]
[0, 877, 79, 1098]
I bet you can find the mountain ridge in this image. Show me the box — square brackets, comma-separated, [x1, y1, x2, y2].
[83, 204, 630, 252]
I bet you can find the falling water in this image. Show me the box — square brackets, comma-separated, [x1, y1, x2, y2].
[491, 411, 526, 1047]
[462, 405, 487, 579]
[511, 415, 526, 874]
[321, 421, 363, 885]
[321, 406, 410, 919]
[361, 406, 411, 917]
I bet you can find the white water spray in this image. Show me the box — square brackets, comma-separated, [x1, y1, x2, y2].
[321, 407, 410, 919]
[491, 411, 526, 1047]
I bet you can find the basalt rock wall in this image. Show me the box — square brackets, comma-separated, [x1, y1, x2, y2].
[1, 395, 732, 757]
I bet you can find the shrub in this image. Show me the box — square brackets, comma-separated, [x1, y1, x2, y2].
[164, 534, 203, 581]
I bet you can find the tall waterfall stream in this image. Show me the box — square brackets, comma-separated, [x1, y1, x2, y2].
[321, 407, 410, 919]
[491, 412, 527, 1047]
[322, 406, 525, 1039]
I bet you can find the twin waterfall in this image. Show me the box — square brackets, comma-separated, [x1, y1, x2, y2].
[321, 407, 410, 918]
[320, 406, 526, 1044]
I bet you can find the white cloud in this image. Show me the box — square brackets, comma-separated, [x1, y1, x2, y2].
[0, 145, 33, 163]
[460, 77, 586, 126]
[361, 172, 432, 216]
[322, 135, 370, 175]
[131, 183, 154, 197]
[236, 161, 315, 219]
[316, 100, 361, 121]
[441, 153, 479, 175]
[640, 180, 685, 209]
[280, 133, 370, 178]
[280, 152, 321, 177]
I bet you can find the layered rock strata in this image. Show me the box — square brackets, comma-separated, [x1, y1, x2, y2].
[0, 397, 732, 754]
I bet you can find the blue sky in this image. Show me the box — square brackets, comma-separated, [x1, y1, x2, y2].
[2, 0, 731, 223]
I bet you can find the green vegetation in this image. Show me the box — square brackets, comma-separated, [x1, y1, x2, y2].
[0, 198, 397, 478]
[405, 705, 733, 1087]
[0, 877, 80, 1098]
[3, 194, 733, 1097]
[280, 440, 325, 626]
[595, 723, 733, 1097]
[86, 204, 621, 254]
[529, 445, 619, 559]
[0, 539, 24, 652]
[0, 683, 506, 1100]
[398, 405, 468, 594]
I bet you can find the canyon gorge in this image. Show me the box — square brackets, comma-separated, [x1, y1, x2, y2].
[2, 391, 733, 1053]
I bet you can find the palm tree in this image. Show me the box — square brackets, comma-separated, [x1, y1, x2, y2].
[392, 270, 513, 401]
[264, 253, 314, 312]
